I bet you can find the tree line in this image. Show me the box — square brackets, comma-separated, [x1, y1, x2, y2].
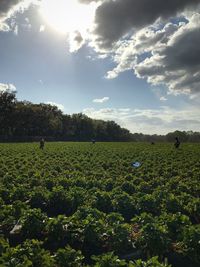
[0, 90, 200, 142]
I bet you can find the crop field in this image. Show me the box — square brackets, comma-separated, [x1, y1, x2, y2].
[0, 142, 200, 267]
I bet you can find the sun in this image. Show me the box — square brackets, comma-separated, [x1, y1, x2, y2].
[40, 0, 95, 34]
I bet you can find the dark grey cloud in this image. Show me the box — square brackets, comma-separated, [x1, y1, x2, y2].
[74, 31, 83, 44]
[94, 0, 200, 47]
[0, 0, 22, 18]
[164, 28, 200, 69]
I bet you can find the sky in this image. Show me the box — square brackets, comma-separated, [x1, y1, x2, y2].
[0, 0, 200, 134]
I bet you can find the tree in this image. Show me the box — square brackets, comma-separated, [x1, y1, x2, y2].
[0, 90, 16, 136]
[166, 131, 189, 142]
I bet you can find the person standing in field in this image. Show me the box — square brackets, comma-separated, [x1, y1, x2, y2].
[40, 138, 45, 150]
[174, 137, 180, 149]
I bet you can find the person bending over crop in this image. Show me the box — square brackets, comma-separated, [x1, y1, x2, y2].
[40, 138, 45, 150]
[174, 137, 180, 149]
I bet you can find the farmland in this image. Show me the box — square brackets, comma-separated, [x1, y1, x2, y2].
[0, 142, 200, 266]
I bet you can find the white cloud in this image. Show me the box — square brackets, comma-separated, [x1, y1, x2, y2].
[39, 25, 45, 32]
[0, 22, 10, 31]
[160, 96, 168, 101]
[21, 17, 32, 31]
[68, 31, 85, 52]
[0, 0, 39, 32]
[105, 22, 181, 79]
[0, 83, 16, 92]
[83, 105, 200, 134]
[93, 96, 109, 103]
[14, 25, 18, 35]
[46, 101, 65, 112]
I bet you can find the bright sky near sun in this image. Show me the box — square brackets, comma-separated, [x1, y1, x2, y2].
[40, 0, 96, 34]
[0, 0, 200, 134]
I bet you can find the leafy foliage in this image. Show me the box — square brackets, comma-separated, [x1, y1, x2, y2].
[0, 142, 199, 266]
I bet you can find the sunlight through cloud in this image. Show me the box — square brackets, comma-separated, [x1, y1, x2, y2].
[40, 0, 96, 35]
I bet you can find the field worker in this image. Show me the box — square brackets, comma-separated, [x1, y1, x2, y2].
[174, 137, 180, 149]
[40, 138, 45, 150]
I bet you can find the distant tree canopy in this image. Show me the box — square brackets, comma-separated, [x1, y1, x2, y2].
[0, 90, 200, 142]
[0, 90, 131, 142]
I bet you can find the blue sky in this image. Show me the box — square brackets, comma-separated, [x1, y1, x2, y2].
[0, 0, 200, 134]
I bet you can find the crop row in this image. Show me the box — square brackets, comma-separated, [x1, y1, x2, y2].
[0, 142, 199, 266]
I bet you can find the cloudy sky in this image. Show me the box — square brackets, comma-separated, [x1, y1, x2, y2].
[0, 0, 200, 134]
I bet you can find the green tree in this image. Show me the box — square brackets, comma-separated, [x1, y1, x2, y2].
[0, 90, 16, 136]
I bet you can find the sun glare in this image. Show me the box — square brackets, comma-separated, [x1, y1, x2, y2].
[40, 0, 95, 34]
